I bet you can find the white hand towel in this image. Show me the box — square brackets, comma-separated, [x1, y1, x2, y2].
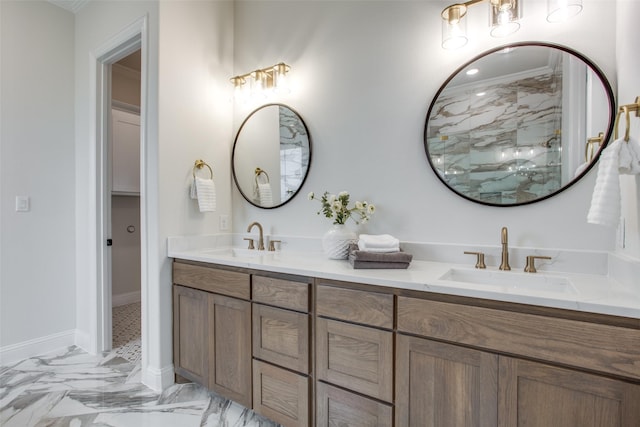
[193, 177, 216, 212]
[257, 182, 273, 206]
[358, 234, 400, 253]
[587, 137, 640, 227]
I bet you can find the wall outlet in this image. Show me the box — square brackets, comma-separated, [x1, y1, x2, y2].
[219, 214, 229, 231]
[15, 196, 30, 212]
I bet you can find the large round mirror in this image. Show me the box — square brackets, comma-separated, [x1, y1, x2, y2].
[425, 42, 615, 206]
[232, 104, 311, 209]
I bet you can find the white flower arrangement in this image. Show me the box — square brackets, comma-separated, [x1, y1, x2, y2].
[308, 191, 375, 225]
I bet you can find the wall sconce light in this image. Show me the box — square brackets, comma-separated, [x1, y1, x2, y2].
[230, 62, 291, 101]
[441, 0, 582, 49]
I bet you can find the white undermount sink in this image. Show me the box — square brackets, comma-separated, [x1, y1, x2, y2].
[438, 268, 577, 295]
[203, 248, 275, 259]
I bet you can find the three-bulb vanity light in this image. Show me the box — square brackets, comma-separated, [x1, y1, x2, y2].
[230, 62, 291, 101]
[441, 0, 583, 50]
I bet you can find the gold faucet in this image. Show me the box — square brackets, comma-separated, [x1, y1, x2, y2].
[247, 221, 265, 251]
[499, 226, 511, 271]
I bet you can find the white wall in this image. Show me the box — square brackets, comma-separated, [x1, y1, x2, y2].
[74, 0, 233, 390]
[0, 1, 76, 360]
[616, 0, 640, 259]
[157, 0, 234, 381]
[232, 0, 618, 255]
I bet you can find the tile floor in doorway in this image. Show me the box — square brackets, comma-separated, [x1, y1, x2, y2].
[0, 303, 280, 427]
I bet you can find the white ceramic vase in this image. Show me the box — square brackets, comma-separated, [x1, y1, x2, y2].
[322, 224, 357, 260]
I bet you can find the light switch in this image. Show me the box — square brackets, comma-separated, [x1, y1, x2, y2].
[15, 196, 30, 212]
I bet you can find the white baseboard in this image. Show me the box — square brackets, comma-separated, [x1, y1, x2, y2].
[0, 329, 76, 366]
[74, 329, 94, 354]
[142, 363, 175, 391]
[113, 290, 141, 307]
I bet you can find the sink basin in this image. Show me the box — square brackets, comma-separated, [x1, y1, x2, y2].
[203, 248, 275, 259]
[438, 268, 577, 295]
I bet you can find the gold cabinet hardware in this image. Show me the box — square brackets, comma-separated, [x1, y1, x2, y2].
[464, 251, 486, 269]
[524, 255, 552, 273]
[243, 238, 255, 250]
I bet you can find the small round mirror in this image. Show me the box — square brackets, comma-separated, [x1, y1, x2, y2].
[232, 104, 311, 209]
[425, 42, 615, 206]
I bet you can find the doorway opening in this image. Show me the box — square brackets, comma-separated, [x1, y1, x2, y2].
[110, 50, 142, 363]
[93, 26, 146, 365]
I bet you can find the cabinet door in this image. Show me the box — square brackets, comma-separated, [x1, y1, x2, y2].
[316, 317, 393, 402]
[395, 334, 498, 427]
[499, 356, 640, 427]
[316, 382, 392, 427]
[209, 293, 252, 408]
[253, 304, 310, 374]
[253, 360, 309, 427]
[111, 108, 140, 194]
[173, 285, 208, 385]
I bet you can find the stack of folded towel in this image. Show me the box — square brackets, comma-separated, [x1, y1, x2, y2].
[348, 234, 412, 269]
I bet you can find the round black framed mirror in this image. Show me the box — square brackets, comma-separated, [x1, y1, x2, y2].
[232, 104, 311, 209]
[424, 42, 615, 206]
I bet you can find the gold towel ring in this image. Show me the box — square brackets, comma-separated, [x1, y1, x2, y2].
[585, 132, 604, 162]
[254, 167, 270, 186]
[614, 96, 640, 143]
[193, 159, 213, 179]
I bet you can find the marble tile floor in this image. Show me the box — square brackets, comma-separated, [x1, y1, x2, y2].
[0, 346, 280, 427]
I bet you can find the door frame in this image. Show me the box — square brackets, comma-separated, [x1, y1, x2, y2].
[92, 17, 147, 357]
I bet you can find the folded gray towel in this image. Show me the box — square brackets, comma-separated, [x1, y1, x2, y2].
[348, 244, 413, 263]
[349, 259, 410, 269]
[348, 244, 412, 269]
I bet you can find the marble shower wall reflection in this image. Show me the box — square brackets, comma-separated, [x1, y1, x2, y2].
[279, 106, 309, 201]
[428, 67, 563, 205]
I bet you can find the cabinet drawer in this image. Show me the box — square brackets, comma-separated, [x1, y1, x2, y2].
[316, 382, 392, 427]
[173, 262, 250, 299]
[253, 275, 310, 312]
[253, 360, 310, 427]
[398, 296, 640, 381]
[316, 318, 393, 402]
[253, 304, 310, 374]
[316, 283, 393, 329]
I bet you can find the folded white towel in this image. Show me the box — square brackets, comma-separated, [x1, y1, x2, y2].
[257, 182, 273, 206]
[358, 234, 400, 253]
[587, 137, 640, 227]
[192, 177, 216, 212]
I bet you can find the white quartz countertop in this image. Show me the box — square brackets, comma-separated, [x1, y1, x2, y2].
[168, 245, 640, 320]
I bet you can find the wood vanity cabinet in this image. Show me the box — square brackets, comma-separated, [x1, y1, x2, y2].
[251, 274, 312, 427]
[173, 259, 640, 427]
[172, 262, 252, 408]
[499, 356, 640, 427]
[396, 295, 640, 427]
[315, 282, 395, 426]
[173, 285, 209, 385]
[395, 334, 498, 427]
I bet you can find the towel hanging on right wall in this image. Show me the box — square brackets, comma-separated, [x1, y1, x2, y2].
[587, 136, 640, 227]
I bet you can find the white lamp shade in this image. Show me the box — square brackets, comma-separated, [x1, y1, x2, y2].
[442, 13, 468, 49]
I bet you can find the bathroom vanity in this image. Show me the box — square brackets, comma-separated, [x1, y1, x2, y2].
[170, 246, 640, 427]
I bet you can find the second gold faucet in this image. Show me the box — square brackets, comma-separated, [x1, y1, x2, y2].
[499, 226, 511, 271]
[247, 221, 265, 251]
